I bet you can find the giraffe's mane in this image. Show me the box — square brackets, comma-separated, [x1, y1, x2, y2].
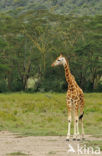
[64, 56, 69, 67]
[64, 56, 76, 80]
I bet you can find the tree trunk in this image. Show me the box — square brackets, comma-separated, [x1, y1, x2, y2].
[7, 71, 12, 90]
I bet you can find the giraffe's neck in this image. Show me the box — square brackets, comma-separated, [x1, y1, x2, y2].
[64, 59, 72, 84]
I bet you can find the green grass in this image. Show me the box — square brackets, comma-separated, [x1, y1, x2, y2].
[48, 151, 57, 155]
[7, 151, 28, 155]
[0, 92, 102, 136]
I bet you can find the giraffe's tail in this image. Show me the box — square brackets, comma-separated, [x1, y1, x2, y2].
[79, 111, 84, 120]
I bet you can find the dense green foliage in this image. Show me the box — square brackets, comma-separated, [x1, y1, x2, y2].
[0, 0, 102, 16]
[0, 93, 102, 136]
[0, 8, 102, 92]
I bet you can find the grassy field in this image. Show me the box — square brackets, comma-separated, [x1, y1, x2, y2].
[0, 92, 102, 137]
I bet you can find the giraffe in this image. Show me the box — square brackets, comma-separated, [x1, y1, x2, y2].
[51, 54, 85, 141]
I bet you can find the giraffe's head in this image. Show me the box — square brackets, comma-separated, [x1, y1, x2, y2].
[51, 54, 66, 67]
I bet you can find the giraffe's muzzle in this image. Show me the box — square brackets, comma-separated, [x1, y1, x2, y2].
[51, 63, 54, 67]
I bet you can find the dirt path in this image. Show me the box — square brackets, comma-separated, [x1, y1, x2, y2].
[0, 131, 101, 156]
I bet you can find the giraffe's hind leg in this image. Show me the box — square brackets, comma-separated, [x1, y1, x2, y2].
[81, 118, 85, 140]
[79, 111, 85, 140]
[79, 94, 85, 140]
[73, 119, 77, 140]
[73, 102, 77, 140]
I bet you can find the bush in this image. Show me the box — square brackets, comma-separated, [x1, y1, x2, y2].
[40, 78, 67, 92]
[95, 81, 102, 92]
[11, 79, 24, 92]
[0, 79, 8, 92]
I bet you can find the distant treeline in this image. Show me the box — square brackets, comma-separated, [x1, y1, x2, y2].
[0, 10, 102, 92]
[0, 0, 102, 16]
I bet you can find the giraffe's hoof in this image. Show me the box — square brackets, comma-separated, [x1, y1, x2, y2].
[73, 135, 76, 141]
[73, 138, 76, 141]
[82, 135, 85, 140]
[77, 138, 80, 141]
[66, 138, 70, 141]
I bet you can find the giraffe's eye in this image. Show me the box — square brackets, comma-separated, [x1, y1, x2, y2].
[57, 59, 60, 61]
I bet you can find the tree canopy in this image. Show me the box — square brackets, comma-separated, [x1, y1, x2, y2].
[0, 9, 102, 92]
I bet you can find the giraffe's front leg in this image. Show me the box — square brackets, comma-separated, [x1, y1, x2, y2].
[73, 117, 80, 141]
[66, 101, 71, 141]
[66, 116, 71, 141]
[73, 120, 77, 140]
